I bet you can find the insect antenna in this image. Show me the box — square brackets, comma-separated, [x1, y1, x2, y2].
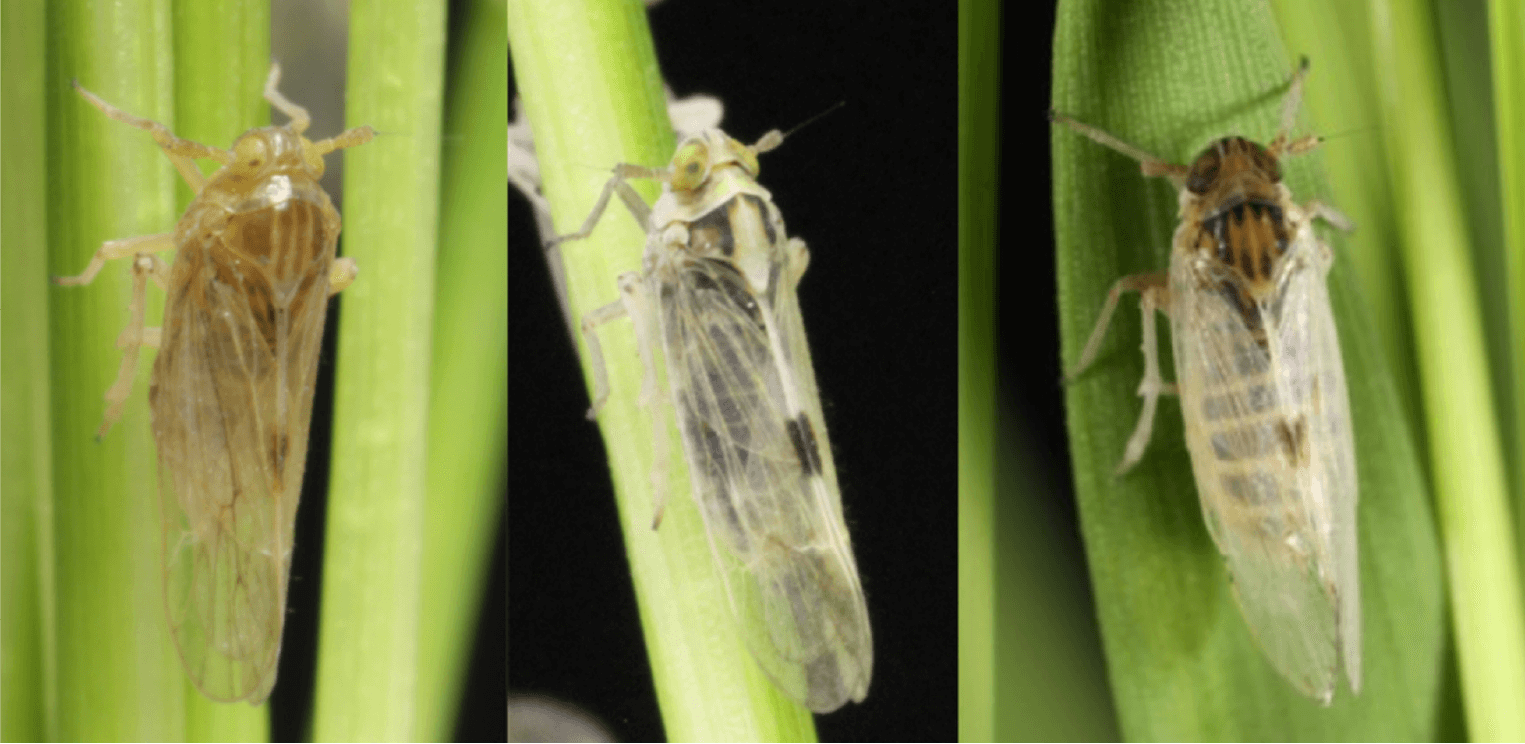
[750, 100, 846, 155]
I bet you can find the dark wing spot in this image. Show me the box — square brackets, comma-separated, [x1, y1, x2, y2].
[786, 414, 823, 477]
[1275, 415, 1310, 466]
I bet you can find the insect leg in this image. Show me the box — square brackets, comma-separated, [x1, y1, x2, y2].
[1303, 200, 1353, 232]
[578, 272, 671, 528]
[580, 272, 663, 420]
[579, 293, 630, 420]
[784, 237, 810, 288]
[1048, 112, 1190, 186]
[1271, 57, 1312, 150]
[53, 232, 175, 287]
[1268, 59, 1328, 159]
[1116, 284, 1175, 474]
[1066, 272, 1168, 381]
[328, 257, 359, 295]
[260, 63, 309, 134]
[72, 81, 231, 193]
[94, 254, 158, 440]
[545, 166, 661, 249]
[618, 275, 672, 528]
[55, 235, 172, 438]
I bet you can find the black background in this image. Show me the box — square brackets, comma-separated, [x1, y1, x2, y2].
[509, 4, 958, 741]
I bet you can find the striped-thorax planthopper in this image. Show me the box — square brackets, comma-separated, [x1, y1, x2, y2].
[1053, 58, 1360, 705]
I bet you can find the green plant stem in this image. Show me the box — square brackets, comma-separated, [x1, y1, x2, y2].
[3, 0, 54, 739]
[958, 0, 998, 738]
[414, 0, 508, 737]
[313, 0, 447, 738]
[46, 0, 268, 737]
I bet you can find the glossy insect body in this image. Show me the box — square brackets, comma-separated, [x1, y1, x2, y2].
[1055, 60, 1359, 704]
[56, 65, 373, 703]
[553, 129, 873, 712]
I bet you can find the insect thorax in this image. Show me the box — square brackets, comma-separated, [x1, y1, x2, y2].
[170, 176, 339, 365]
[651, 188, 783, 301]
[1179, 136, 1301, 341]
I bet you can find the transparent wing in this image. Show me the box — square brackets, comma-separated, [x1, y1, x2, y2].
[151, 198, 334, 703]
[658, 253, 872, 713]
[1169, 234, 1358, 702]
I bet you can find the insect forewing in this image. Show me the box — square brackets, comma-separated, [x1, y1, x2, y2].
[1170, 224, 1359, 701]
[563, 128, 872, 713]
[642, 132, 871, 712]
[151, 166, 339, 703]
[658, 242, 871, 712]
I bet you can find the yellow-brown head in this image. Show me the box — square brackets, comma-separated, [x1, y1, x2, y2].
[208, 126, 329, 199]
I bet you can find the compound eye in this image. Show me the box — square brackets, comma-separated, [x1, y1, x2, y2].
[232, 135, 270, 172]
[670, 140, 709, 192]
[1186, 149, 1220, 194]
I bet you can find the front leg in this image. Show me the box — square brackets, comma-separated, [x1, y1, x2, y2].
[545, 164, 661, 251]
[53, 232, 175, 289]
[73, 81, 231, 193]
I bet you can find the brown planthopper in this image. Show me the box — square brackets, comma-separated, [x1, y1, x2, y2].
[54, 63, 373, 704]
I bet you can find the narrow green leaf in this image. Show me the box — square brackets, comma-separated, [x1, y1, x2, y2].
[1491, 0, 1525, 603]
